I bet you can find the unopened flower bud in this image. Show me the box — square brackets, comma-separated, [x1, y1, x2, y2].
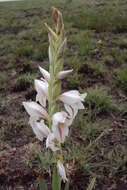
[39, 66, 50, 82]
[52, 7, 63, 36]
[56, 69, 73, 80]
[44, 23, 57, 41]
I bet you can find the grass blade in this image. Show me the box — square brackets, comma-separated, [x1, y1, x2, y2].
[86, 177, 96, 190]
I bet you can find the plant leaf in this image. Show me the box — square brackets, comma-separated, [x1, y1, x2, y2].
[37, 149, 44, 168]
[86, 177, 96, 190]
[64, 181, 69, 190]
[52, 167, 61, 190]
[40, 179, 48, 190]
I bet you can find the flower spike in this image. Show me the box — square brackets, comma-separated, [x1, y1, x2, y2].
[23, 7, 87, 184]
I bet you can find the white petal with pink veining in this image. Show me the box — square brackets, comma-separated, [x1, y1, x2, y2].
[23, 101, 48, 120]
[64, 101, 84, 120]
[64, 104, 73, 118]
[52, 112, 69, 143]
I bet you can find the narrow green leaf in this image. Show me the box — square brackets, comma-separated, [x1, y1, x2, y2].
[52, 167, 61, 190]
[40, 179, 48, 190]
[37, 149, 44, 167]
[86, 177, 96, 190]
[64, 181, 69, 190]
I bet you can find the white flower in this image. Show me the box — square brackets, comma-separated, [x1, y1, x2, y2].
[56, 69, 73, 80]
[60, 90, 86, 105]
[57, 160, 68, 182]
[34, 79, 48, 107]
[29, 118, 50, 141]
[52, 112, 69, 143]
[23, 101, 48, 120]
[64, 102, 84, 119]
[39, 66, 50, 82]
[59, 91, 87, 119]
[46, 133, 59, 152]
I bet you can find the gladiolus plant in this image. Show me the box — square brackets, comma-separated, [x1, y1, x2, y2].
[23, 7, 87, 190]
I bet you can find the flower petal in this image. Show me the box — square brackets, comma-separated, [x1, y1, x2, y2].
[80, 92, 87, 101]
[23, 101, 48, 120]
[36, 93, 46, 108]
[59, 91, 81, 105]
[35, 79, 48, 98]
[57, 160, 68, 182]
[60, 90, 86, 105]
[56, 69, 73, 80]
[39, 66, 50, 82]
[76, 101, 85, 109]
[64, 102, 84, 120]
[34, 79, 48, 107]
[52, 112, 69, 143]
[29, 118, 50, 141]
[46, 133, 59, 152]
[53, 123, 69, 143]
[64, 104, 73, 118]
[52, 111, 67, 126]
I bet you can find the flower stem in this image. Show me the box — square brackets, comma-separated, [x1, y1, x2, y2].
[48, 38, 64, 129]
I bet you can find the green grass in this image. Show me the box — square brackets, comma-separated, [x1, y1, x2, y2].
[74, 30, 96, 56]
[116, 36, 127, 48]
[115, 66, 127, 92]
[103, 55, 114, 66]
[13, 41, 48, 60]
[14, 73, 36, 91]
[73, 114, 105, 142]
[87, 61, 108, 78]
[0, 71, 10, 90]
[110, 48, 123, 65]
[85, 87, 115, 116]
[71, 6, 127, 33]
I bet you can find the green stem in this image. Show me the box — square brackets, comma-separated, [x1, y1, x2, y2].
[48, 39, 63, 130]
